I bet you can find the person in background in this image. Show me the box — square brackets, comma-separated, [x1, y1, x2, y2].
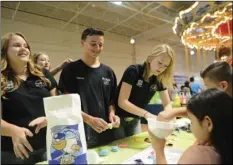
[59, 28, 120, 148]
[32, 52, 73, 77]
[200, 61, 232, 97]
[115, 44, 176, 138]
[180, 85, 184, 92]
[168, 83, 179, 101]
[1, 32, 58, 164]
[183, 81, 192, 95]
[156, 61, 232, 127]
[189, 76, 201, 96]
[218, 46, 232, 66]
[151, 89, 232, 164]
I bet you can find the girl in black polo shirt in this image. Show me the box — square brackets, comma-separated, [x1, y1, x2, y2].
[1, 32, 58, 164]
[115, 44, 176, 138]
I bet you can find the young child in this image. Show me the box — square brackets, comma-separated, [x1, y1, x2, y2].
[151, 88, 232, 164]
[201, 61, 232, 97]
[157, 61, 232, 122]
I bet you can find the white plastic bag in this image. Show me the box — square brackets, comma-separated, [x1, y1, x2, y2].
[44, 94, 87, 164]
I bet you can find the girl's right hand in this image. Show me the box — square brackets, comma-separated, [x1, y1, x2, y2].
[10, 126, 34, 160]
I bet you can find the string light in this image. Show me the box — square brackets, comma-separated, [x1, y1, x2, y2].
[173, 2, 232, 50]
[179, 2, 199, 18]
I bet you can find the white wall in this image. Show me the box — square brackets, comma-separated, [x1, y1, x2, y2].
[1, 18, 215, 85]
[1, 18, 134, 82]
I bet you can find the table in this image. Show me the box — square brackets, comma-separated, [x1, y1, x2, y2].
[37, 129, 195, 164]
[94, 130, 195, 164]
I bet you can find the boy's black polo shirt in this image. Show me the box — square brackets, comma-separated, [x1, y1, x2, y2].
[115, 63, 166, 119]
[58, 59, 117, 147]
[1, 69, 57, 152]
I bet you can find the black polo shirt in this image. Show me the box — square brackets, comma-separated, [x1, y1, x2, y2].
[58, 59, 117, 147]
[1, 69, 57, 152]
[115, 63, 166, 118]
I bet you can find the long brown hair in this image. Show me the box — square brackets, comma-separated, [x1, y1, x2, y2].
[143, 44, 175, 88]
[1, 32, 51, 96]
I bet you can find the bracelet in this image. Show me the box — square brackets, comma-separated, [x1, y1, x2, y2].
[143, 111, 149, 118]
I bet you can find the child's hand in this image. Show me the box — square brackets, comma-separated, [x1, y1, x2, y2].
[28, 117, 47, 134]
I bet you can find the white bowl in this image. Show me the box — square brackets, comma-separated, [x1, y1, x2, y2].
[147, 118, 179, 139]
[87, 150, 99, 164]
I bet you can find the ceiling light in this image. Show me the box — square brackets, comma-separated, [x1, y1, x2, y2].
[130, 38, 135, 44]
[190, 50, 195, 55]
[112, 2, 122, 5]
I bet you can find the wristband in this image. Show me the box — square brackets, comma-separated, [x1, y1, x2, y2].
[143, 111, 149, 118]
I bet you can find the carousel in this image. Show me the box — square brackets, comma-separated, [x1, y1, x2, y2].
[172, 2, 232, 73]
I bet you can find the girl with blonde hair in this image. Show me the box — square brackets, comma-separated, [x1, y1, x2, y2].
[1, 32, 57, 164]
[114, 44, 176, 138]
[32, 52, 72, 76]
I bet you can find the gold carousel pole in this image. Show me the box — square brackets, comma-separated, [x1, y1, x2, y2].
[227, 19, 232, 51]
[197, 46, 201, 71]
[203, 49, 207, 68]
[185, 45, 190, 77]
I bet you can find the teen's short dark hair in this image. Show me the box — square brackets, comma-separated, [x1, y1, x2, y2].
[200, 61, 232, 83]
[190, 77, 194, 82]
[187, 88, 232, 164]
[81, 28, 104, 41]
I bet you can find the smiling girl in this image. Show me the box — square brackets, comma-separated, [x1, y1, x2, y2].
[1, 32, 57, 164]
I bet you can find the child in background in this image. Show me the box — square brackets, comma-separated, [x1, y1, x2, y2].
[151, 89, 232, 164]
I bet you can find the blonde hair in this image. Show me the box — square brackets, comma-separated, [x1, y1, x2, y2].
[32, 52, 51, 70]
[1, 32, 51, 97]
[143, 44, 175, 88]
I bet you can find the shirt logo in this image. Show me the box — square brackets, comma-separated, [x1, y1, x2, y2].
[102, 77, 110, 85]
[35, 80, 47, 88]
[76, 77, 84, 80]
[6, 80, 14, 91]
[150, 84, 158, 91]
[136, 80, 143, 87]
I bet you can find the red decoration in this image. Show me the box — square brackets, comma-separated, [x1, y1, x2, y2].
[215, 19, 232, 36]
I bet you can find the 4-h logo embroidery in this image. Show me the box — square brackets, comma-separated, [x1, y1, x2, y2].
[136, 80, 143, 87]
[35, 80, 47, 88]
[102, 77, 111, 85]
[150, 84, 158, 91]
[6, 80, 14, 91]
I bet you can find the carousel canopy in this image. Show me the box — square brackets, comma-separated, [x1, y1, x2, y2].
[173, 2, 232, 50]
